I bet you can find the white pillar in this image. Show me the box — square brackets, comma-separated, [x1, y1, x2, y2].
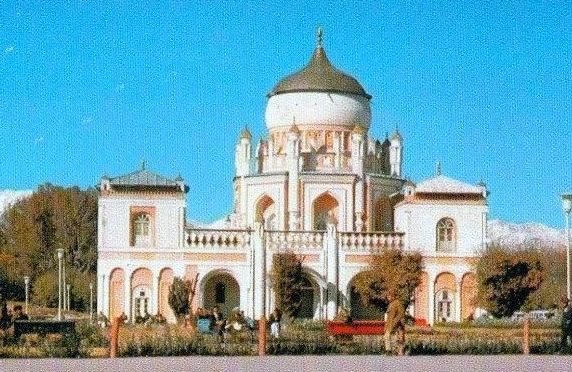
[123, 268, 132, 321]
[253, 222, 266, 319]
[455, 280, 462, 322]
[326, 223, 339, 320]
[152, 273, 160, 315]
[98, 274, 107, 317]
[427, 273, 435, 326]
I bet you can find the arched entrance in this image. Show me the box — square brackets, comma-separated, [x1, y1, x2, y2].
[256, 195, 277, 230]
[434, 272, 456, 322]
[312, 193, 339, 230]
[131, 268, 153, 321]
[203, 272, 240, 318]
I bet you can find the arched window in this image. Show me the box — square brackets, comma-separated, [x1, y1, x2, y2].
[255, 195, 276, 230]
[313, 193, 338, 230]
[436, 289, 453, 322]
[133, 214, 150, 246]
[436, 218, 456, 252]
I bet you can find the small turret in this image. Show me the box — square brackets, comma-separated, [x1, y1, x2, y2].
[389, 129, 403, 177]
[351, 125, 366, 174]
[235, 126, 252, 177]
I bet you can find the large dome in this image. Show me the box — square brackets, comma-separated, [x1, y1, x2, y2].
[268, 46, 371, 99]
[265, 33, 372, 130]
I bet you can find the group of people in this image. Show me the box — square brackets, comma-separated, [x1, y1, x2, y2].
[191, 306, 283, 339]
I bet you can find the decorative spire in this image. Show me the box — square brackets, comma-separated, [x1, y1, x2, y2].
[141, 160, 146, 170]
[317, 26, 323, 48]
[289, 116, 300, 134]
[240, 125, 252, 140]
[435, 161, 442, 176]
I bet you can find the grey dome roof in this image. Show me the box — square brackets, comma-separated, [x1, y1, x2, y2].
[268, 45, 371, 99]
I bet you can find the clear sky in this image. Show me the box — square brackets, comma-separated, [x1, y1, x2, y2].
[1, 1, 571, 227]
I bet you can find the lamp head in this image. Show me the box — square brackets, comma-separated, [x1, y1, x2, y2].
[24, 276, 29, 285]
[57, 248, 64, 259]
[563, 193, 572, 214]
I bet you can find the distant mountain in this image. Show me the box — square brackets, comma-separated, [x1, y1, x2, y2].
[0, 189, 33, 215]
[488, 219, 567, 249]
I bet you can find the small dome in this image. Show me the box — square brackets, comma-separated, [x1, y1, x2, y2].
[268, 34, 370, 99]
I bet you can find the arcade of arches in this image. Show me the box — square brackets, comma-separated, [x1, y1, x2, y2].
[107, 267, 476, 323]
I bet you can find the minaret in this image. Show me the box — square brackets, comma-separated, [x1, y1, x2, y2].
[390, 129, 403, 177]
[287, 120, 301, 230]
[235, 127, 252, 177]
[351, 125, 366, 231]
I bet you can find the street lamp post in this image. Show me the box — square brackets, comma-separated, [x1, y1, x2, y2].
[563, 193, 572, 299]
[24, 276, 30, 316]
[89, 282, 94, 324]
[57, 248, 64, 321]
[67, 283, 71, 311]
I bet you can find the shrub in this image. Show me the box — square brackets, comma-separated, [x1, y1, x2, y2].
[352, 248, 423, 311]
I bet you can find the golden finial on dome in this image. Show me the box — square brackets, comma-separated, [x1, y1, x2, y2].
[317, 26, 323, 47]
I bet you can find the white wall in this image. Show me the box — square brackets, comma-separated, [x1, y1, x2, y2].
[394, 201, 487, 256]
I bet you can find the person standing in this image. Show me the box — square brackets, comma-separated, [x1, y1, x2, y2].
[211, 306, 226, 340]
[560, 296, 572, 352]
[269, 308, 282, 338]
[384, 291, 405, 354]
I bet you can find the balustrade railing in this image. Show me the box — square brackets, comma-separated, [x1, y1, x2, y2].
[184, 227, 403, 252]
[339, 231, 404, 252]
[265, 230, 325, 252]
[185, 228, 251, 249]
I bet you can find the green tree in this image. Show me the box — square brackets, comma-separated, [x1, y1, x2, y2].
[476, 245, 544, 317]
[525, 248, 565, 310]
[0, 184, 98, 303]
[271, 251, 305, 318]
[352, 248, 423, 311]
[33, 272, 59, 308]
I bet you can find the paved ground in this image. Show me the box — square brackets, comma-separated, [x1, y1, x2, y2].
[2, 355, 572, 372]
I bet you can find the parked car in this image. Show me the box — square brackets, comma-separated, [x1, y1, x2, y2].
[511, 310, 556, 321]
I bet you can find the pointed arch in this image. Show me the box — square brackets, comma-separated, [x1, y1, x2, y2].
[255, 194, 277, 230]
[312, 192, 339, 230]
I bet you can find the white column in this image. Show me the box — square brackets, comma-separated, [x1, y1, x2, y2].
[123, 268, 132, 321]
[152, 273, 160, 315]
[326, 223, 339, 320]
[253, 222, 266, 319]
[99, 274, 107, 316]
[427, 272, 435, 326]
[287, 131, 300, 231]
[355, 180, 364, 232]
[455, 280, 462, 322]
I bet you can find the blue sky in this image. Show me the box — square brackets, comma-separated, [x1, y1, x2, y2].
[1, 1, 570, 227]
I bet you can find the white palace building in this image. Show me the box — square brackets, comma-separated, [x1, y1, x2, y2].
[97, 32, 488, 325]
